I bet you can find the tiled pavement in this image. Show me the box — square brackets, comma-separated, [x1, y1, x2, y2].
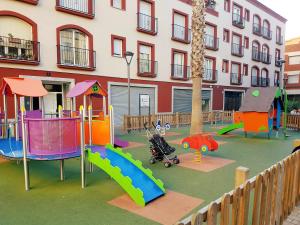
[283, 205, 300, 225]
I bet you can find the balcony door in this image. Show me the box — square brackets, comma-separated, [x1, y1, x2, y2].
[174, 13, 185, 40]
[262, 45, 269, 62]
[233, 4, 242, 21]
[205, 25, 215, 48]
[204, 58, 213, 80]
[59, 0, 89, 14]
[231, 63, 240, 83]
[139, 45, 151, 73]
[173, 52, 185, 78]
[139, 1, 152, 31]
[60, 29, 88, 67]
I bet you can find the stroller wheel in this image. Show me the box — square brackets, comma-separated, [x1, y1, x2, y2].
[164, 162, 172, 168]
[149, 158, 156, 164]
[173, 158, 180, 164]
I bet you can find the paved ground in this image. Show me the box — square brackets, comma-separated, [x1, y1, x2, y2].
[284, 205, 300, 225]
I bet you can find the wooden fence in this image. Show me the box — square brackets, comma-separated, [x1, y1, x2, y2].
[123, 111, 234, 131]
[286, 115, 300, 130]
[177, 150, 300, 225]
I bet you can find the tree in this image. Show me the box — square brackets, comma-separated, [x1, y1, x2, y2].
[190, 0, 205, 135]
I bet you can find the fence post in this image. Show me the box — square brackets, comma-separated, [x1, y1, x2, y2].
[176, 112, 180, 128]
[235, 166, 249, 188]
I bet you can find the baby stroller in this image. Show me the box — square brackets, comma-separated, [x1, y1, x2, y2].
[144, 122, 180, 168]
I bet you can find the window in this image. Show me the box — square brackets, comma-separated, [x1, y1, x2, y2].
[252, 41, 260, 61]
[289, 56, 300, 65]
[137, 0, 157, 35]
[204, 56, 216, 82]
[275, 49, 281, 61]
[111, 0, 126, 10]
[231, 62, 241, 84]
[111, 35, 126, 57]
[262, 20, 271, 39]
[253, 15, 261, 35]
[56, 0, 94, 18]
[243, 64, 248, 76]
[262, 44, 270, 63]
[172, 10, 190, 43]
[261, 69, 269, 86]
[137, 41, 156, 76]
[222, 60, 229, 73]
[171, 49, 188, 79]
[57, 26, 95, 70]
[244, 9, 250, 21]
[232, 4, 244, 28]
[231, 33, 243, 56]
[276, 26, 283, 44]
[224, 0, 230, 12]
[274, 71, 280, 86]
[251, 67, 259, 86]
[205, 23, 218, 49]
[288, 75, 300, 84]
[223, 29, 230, 42]
[244, 37, 249, 49]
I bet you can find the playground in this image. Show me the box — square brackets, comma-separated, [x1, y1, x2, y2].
[0, 124, 296, 225]
[0, 78, 298, 225]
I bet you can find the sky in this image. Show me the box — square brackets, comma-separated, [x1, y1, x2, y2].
[258, 0, 300, 40]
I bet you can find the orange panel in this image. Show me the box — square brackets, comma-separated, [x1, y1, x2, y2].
[234, 112, 244, 124]
[243, 112, 269, 133]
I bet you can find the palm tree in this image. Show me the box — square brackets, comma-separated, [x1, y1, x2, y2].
[190, 0, 205, 135]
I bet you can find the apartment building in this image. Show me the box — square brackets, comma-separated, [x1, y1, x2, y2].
[0, 0, 286, 127]
[285, 37, 300, 101]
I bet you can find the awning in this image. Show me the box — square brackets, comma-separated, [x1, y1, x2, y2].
[66, 80, 108, 98]
[1, 77, 48, 97]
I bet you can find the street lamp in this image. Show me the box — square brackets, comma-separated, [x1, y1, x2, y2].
[124, 51, 134, 116]
[277, 58, 286, 88]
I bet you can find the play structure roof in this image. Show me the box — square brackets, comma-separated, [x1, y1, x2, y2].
[1, 77, 48, 97]
[66, 80, 108, 98]
[239, 87, 281, 112]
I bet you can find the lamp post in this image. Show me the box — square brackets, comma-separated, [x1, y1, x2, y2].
[278, 58, 288, 137]
[124, 51, 134, 116]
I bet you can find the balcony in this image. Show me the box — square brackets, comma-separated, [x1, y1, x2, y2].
[232, 13, 245, 29]
[137, 58, 158, 77]
[203, 69, 218, 83]
[261, 52, 272, 64]
[171, 64, 190, 81]
[231, 43, 244, 57]
[204, 34, 219, 51]
[57, 45, 96, 70]
[137, 13, 158, 35]
[276, 36, 284, 45]
[0, 36, 40, 65]
[56, 0, 95, 18]
[251, 76, 260, 87]
[262, 27, 272, 40]
[230, 73, 242, 85]
[253, 23, 262, 36]
[252, 49, 261, 62]
[260, 77, 270, 87]
[172, 24, 191, 44]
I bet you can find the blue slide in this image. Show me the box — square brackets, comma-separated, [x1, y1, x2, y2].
[87, 145, 165, 206]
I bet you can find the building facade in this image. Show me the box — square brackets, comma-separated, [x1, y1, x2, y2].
[0, 0, 286, 127]
[285, 37, 300, 102]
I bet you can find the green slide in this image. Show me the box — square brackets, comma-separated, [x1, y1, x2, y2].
[217, 123, 244, 135]
[86, 144, 165, 207]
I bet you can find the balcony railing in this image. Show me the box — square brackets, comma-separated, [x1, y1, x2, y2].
[171, 64, 190, 80]
[137, 58, 158, 77]
[253, 23, 261, 36]
[203, 69, 218, 83]
[204, 34, 219, 50]
[261, 52, 272, 64]
[0, 36, 40, 64]
[56, 0, 95, 17]
[251, 75, 260, 87]
[172, 24, 191, 43]
[274, 77, 280, 87]
[252, 48, 261, 61]
[230, 73, 242, 85]
[57, 45, 96, 69]
[232, 13, 245, 29]
[137, 13, 158, 35]
[276, 36, 284, 45]
[262, 26, 272, 40]
[275, 58, 281, 67]
[260, 77, 270, 87]
[231, 43, 244, 57]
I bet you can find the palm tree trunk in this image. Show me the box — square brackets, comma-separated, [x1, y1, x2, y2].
[190, 0, 205, 135]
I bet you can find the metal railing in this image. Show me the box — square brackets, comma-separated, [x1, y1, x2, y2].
[204, 34, 219, 50]
[56, 0, 95, 16]
[232, 13, 245, 28]
[172, 24, 191, 43]
[137, 58, 158, 76]
[57, 45, 96, 69]
[171, 64, 190, 80]
[262, 26, 272, 40]
[231, 43, 244, 57]
[230, 73, 242, 85]
[277, 35, 284, 45]
[261, 52, 272, 64]
[253, 23, 261, 35]
[0, 35, 40, 63]
[203, 69, 218, 82]
[251, 75, 260, 87]
[260, 77, 270, 87]
[137, 13, 158, 34]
